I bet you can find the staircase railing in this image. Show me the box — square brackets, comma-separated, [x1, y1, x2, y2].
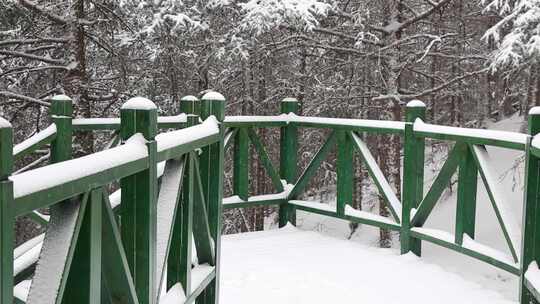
[2, 93, 540, 303]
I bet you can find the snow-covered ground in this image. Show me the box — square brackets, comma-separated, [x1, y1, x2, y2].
[220, 225, 515, 304]
[290, 115, 526, 301]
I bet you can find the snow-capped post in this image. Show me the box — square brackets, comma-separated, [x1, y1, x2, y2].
[520, 107, 540, 304]
[199, 91, 225, 304]
[50, 95, 73, 163]
[401, 100, 426, 256]
[279, 97, 299, 227]
[0, 117, 14, 304]
[120, 97, 158, 304]
[180, 95, 201, 117]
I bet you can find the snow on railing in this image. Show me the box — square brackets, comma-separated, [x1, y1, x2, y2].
[156, 116, 219, 153]
[414, 118, 528, 149]
[13, 124, 57, 157]
[10, 134, 148, 199]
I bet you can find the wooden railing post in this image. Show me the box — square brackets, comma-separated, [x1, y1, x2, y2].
[120, 97, 158, 304]
[50, 95, 73, 162]
[180, 95, 201, 116]
[401, 100, 426, 256]
[199, 91, 225, 304]
[0, 117, 14, 304]
[279, 97, 299, 227]
[520, 107, 540, 304]
[336, 131, 353, 217]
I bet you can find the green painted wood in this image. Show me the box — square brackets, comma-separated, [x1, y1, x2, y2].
[455, 145, 478, 245]
[411, 142, 463, 227]
[62, 187, 102, 304]
[50, 95, 73, 163]
[279, 98, 299, 227]
[180, 95, 201, 116]
[470, 144, 519, 262]
[0, 180, 13, 304]
[198, 92, 225, 304]
[222, 198, 286, 210]
[350, 132, 401, 222]
[157, 133, 221, 162]
[192, 156, 216, 266]
[13, 157, 148, 216]
[72, 120, 185, 131]
[120, 99, 158, 304]
[287, 131, 337, 200]
[246, 127, 284, 193]
[233, 128, 249, 201]
[521, 110, 540, 304]
[401, 102, 426, 256]
[184, 270, 216, 304]
[0, 121, 13, 304]
[101, 191, 140, 304]
[410, 229, 520, 276]
[224, 128, 237, 151]
[288, 201, 400, 231]
[336, 131, 353, 216]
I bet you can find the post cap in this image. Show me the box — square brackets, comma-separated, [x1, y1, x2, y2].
[0, 117, 11, 129]
[181, 95, 199, 102]
[282, 97, 299, 103]
[406, 100, 426, 108]
[530, 107, 540, 116]
[201, 91, 225, 102]
[51, 94, 72, 102]
[121, 97, 157, 110]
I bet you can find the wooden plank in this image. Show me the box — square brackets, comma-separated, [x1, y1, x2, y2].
[233, 128, 249, 201]
[336, 131, 353, 216]
[455, 145, 478, 245]
[279, 98, 299, 227]
[192, 156, 216, 266]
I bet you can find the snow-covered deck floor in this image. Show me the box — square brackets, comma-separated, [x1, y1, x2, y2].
[220, 225, 515, 304]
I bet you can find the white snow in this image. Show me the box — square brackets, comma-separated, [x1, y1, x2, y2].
[282, 97, 298, 102]
[0, 117, 11, 128]
[72, 118, 120, 126]
[407, 100, 426, 107]
[181, 95, 199, 101]
[288, 114, 406, 131]
[51, 95, 71, 102]
[121, 97, 157, 110]
[14, 280, 31, 302]
[156, 117, 219, 153]
[220, 226, 514, 304]
[158, 114, 187, 124]
[529, 107, 540, 116]
[222, 186, 292, 205]
[10, 133, 148, 198]
[526, 262, 540, 294]
[414, 119, 528, 146]
[224, 114, 289, 124]
[345, 205, 398, 226]
[201, 91, 225, 101]
[159, 264, 214, 304]
[13, 124, 56, 156]
[289, 200, 336, 213]
[462, 235, 517, 268]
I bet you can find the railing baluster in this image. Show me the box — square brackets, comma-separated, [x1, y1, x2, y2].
[455, 145, 478, 245]
[521, 107, 540, 304]
[0, 117, 14, 304]
[198, 91, 226, 304]
[233, 128, 249, 201]
[279, 98, 299, 227]
[120, 97, 158, 304]
[401, 100, 426, 256]
[336, 131, 353, 217]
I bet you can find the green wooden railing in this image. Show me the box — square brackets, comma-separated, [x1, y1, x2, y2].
[2, 93, 540, 303]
